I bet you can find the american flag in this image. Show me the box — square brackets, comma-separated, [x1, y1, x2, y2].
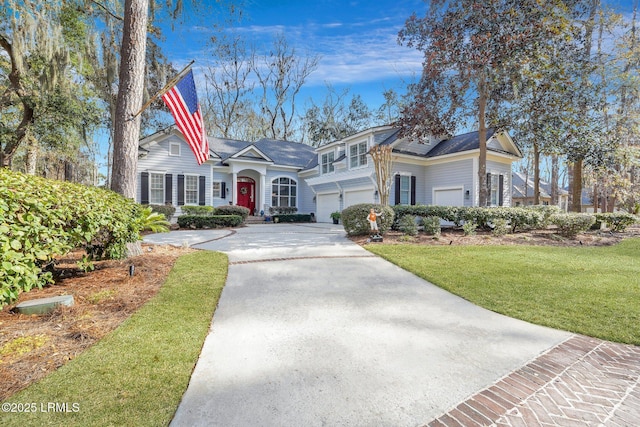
[162, 70, 210, 165]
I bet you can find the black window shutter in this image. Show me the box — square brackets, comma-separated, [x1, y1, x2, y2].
[221, 182, 226, 199]
[498, 174, 504, 206]
[394, 174, 401, 205]
[165, 174, 173, 205]
[486, 172, 492, 206]
[177, 175, 185, 206]
[410, 176, 416, 205]
[140, 172, 149, 205]
[199, 176, 206, 206]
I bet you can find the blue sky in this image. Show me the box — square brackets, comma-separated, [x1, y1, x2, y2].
[158, 0, 427, 110]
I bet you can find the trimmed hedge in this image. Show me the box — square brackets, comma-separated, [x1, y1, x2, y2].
[214, 205, 250, 220]
[273, 214, 311, 223]
[181, 206, 214, 216]
[595, 212, 638, 232]
[177, 215, 243, 229]
[150, 204, 176, 221]
[342, 204, 395, 236]
[269, 206, 298, 215]
[550, 213, 596, 238]
[0, 169, 143, 306]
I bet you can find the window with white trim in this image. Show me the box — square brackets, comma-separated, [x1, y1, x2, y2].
[185, 175, 198, 205]
[169, 142, 180, 156]
[399, 175, 411, 205]
[271, 177, 297, 207]
[212, 181, 222, 198]
[349, 141, 368, 168]
[321, 152, 335, 174]
[150, 173, 164, 205]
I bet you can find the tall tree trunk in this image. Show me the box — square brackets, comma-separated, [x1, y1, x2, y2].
[551, 154, 559, 207]
[572, 159, 583, 212]
[533, 142, 540, 205]
[477, 73, 488, 207]
[24, 136, 38, 175]
[110, 0, 148, 198]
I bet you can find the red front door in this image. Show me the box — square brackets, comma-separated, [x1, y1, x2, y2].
[237, 181, 255, 214]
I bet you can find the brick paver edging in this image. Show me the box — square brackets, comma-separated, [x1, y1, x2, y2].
[428, 335, 640, 427]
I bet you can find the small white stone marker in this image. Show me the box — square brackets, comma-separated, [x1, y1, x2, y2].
[15, 295, 74, 315]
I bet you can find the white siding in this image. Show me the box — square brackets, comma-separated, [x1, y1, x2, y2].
[390, 162, 427, 205]
[487, 160, 513, 207]
[137, 135, 212, 211]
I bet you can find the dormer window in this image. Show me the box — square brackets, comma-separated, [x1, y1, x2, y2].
[321, 152, 335, 174]
[349, 141, 368, 168]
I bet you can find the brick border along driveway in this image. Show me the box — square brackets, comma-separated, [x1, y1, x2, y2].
[429, 335, 640, 427]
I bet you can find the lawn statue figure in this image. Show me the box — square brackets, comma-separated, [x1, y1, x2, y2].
[367, 208, 383, 242]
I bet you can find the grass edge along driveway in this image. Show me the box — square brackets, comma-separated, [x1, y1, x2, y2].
[366, 238, 640, 346]
[1, 250, 228, 427]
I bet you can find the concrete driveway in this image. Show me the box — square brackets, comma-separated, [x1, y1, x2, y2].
[146, 224, 570, 427]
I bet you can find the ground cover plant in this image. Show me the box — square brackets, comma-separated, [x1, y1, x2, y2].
[366, 238, 640, 345]
[1, 250, 228, 426]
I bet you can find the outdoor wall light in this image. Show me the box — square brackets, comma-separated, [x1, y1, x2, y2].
[465, 190, 470, 200]
[339, 193, 343, 200]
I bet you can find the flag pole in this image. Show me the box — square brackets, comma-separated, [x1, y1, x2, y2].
[130, 59, 196, 120]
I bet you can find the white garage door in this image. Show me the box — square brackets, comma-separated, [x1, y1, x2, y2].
[316, 193, 340, 223]
[434, 188, 464, 206]
[344, 188, 374, 209]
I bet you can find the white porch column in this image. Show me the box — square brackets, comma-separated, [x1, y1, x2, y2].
[232, 172, 238, 205]
[259, 173, 266, 215]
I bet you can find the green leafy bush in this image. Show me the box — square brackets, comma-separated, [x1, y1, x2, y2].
[462, 221, 478, 236]
[269, 206, 298, 215]
[0, 169, 142, 306]
[550, 213, 596, 238]
[342, 204, 395, 236]
[492, 218, 510, 236]
[137, 207, 170, 233]
[399, 215, 418, 236]
[595, 212, 638, 232]
[214, 205, 250, 220]
[177, 215, 243, 229]
[273, 214, 311, 223]
[149, 204, 176, 221]
[393, 205, 462, 227]
[422, 216, 441, 237]
[181, 206, 214, 216]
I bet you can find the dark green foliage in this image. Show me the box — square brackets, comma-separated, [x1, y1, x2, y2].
[0, 169, 143, 306]
[595, 212, 638, 232]
[177, 215, 243, 229]
[399, 215, 418, 236]
[149, 205, 176, 221]
[214, 205, 250, 220]
[269, 206, 298, 215]
[181, 206, 214, 216]
[341, 204, 395, 236]
[273, 214, 311, 223]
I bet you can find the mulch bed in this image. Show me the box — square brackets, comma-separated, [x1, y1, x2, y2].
[0, 244, 193, 401]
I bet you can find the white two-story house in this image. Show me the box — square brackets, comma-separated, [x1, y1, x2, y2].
[136, 125, 522, 222]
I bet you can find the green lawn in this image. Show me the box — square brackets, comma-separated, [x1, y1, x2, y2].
[1, 250, 228, 427]
[366, 238, 640, 345]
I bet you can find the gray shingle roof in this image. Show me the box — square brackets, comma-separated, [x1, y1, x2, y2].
[254, 138, 317, 168]
[426, 128, 497, 157]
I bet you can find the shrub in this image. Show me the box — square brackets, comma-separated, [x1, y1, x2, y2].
[181, 206, 214, 216]
[550, 213, 596, 238]
[0, 169, 142, 306]
[136, 207, 170, 233]
[492, 218, 510, 236]
[422, 216, 441, 237]
[149, 204, 176, 221]
[214, 205, 250, 220]
[269, 206, 298, 215]
[399, 215, 418, 236]
[273, 214, 312, 223]
[393, 205, 462, 227]
[462, 221, 478, 236]
[523, 205, 562, 227]
[595, 212, 639, 232]
[177, 215, 243, 229]
[342, 204, 395, 236]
